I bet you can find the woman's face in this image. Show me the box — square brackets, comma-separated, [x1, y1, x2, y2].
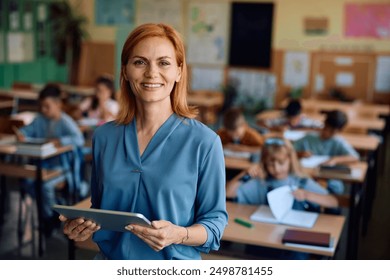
[124, 36, 182, 105]
[264, 147, 290, 180]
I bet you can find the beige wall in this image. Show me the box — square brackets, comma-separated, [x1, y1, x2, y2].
[69, 0, 390, 52]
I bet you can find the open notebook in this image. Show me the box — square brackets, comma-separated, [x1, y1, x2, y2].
[249, 186, 318, 228]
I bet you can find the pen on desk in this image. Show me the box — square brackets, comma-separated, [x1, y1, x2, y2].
[234, 218, 253, 228]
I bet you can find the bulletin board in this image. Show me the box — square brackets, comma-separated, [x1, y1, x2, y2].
[309, 51, 376, 102]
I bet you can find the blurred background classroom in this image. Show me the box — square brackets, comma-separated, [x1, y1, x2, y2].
[0, 0, 389, 260]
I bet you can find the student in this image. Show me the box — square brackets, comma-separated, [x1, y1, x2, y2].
[226, 137, 338, 259]
[226, 137, 338, 208]
[60, 23, 227, 260]
[79, 75, 119, 124]
[263, 99, 322, 131]
[217, 107, 264, 152]
[293, 110, 359, 194]
[16, 84, 85, 236]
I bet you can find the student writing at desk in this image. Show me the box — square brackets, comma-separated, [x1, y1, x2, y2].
[16, 84, 85, 236]
[78, 75, 119, 125]
[293, 110, 359, 195]
[262, 100, 323, 131]
[217, 107, 264, 154]
[60, 23, 228, 260]
[226, 137, 338, 259]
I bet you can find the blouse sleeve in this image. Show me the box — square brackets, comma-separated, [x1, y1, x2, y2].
[193, 136, 228, 253]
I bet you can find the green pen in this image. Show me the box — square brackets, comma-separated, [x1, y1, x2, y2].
[234, 218, 253, 228]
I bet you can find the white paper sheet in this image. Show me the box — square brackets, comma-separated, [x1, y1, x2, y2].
[283, 130, 307, 141]
[250, 185, 319, 228]
[300, 155, 330, 168]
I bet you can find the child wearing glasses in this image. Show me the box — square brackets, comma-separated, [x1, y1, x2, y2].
[226, 137, 338, 210]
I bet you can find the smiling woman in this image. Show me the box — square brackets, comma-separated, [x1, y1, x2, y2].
[60, 23, 228, 260]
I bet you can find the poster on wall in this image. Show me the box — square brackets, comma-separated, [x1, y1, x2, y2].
[186, 1, 230, 65]
[375, 56, 390, 93]
[283, 51, 310, 88]
[136, 0, 183, 34]
[95, 0, 135, 25]
[7, 32, 34, 63]
[345, 3, 390, 38]
[190, 66, 224, 91]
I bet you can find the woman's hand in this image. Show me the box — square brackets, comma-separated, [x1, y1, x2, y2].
[125, 220, 187, 251]
[60, 215, 101, 242]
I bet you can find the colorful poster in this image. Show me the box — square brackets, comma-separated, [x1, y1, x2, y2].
[345, 4, 390, 38]
[283, 51, 310, 88]
[95, 0, 135, 25]
[187, 1, 230, 65]
[136, 0, 183, 34]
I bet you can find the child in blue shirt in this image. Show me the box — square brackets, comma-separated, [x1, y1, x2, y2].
[227, 137, 337, 209]
[293, 110, 359, 195]
[17, 84, 85, 236]
[226, 137, 338, 259]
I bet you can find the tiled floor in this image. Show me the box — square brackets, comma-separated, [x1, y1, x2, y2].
[1, 128, 389, 260]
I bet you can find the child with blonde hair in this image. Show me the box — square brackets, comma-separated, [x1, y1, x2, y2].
[226, 137, 338, 211]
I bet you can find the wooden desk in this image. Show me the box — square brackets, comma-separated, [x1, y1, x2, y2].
[256, 109, 385, 133]
[225, 157, 253, 171]
[281, 98, 389, 118]
[187, 92, 223, 124]
[304, 161, 367, 184]
[223, 202, 345, 257]
[0, 88, 38, 101]
[0, 141, 74, 257]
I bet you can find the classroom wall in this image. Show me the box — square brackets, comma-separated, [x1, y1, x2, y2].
[72, 0, 390, 52]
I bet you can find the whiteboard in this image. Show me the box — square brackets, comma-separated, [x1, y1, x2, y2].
[136, 0, 183, 34]
[186, 1, 230, 65]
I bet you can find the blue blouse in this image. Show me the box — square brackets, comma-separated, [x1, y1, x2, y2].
[91, 114, 228, 260]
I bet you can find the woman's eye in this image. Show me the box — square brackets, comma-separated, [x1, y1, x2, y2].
[134, 60, 146, 65]
[160, 60, 170, 66]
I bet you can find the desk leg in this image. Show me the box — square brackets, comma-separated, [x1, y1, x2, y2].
[346, 182, 362, 260]
[35, 160, 46, 257]
[0, 175, 6, 226]
[362, 149, 378, 236]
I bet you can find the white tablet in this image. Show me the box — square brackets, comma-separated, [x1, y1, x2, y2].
[53, 204, 152, 232]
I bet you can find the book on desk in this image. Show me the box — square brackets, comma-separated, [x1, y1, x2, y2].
[16, 139, 57, 156]
[249, 186, 319, 228]
[319, 164, 352, 175]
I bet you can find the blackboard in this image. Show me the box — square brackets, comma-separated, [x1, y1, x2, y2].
[229, 2, 274, 68]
